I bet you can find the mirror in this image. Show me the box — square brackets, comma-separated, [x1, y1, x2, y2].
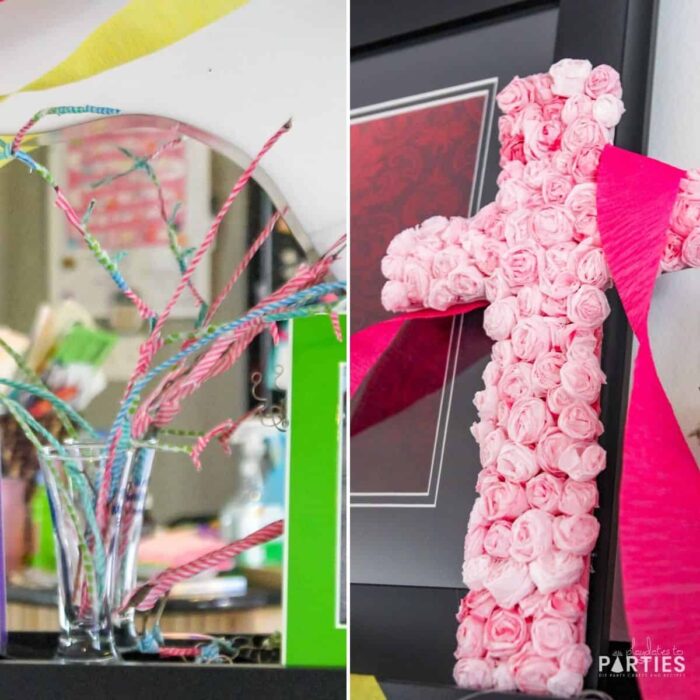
[0, 114, 315, 639]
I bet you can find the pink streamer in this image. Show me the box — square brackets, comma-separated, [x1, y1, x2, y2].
[597, 144, 700, 699]
[350, 302, 486, 398]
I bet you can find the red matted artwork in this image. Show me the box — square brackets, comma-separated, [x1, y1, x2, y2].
[350, 80, 497, 504]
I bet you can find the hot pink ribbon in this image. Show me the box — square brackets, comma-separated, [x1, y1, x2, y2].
[350, 301, 487, 398]
[597, 145, 700, 698]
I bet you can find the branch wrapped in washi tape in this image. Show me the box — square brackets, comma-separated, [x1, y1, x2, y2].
[158, 646, 200, 659]
[53, 189, 157, 321]
[2, 106, 157, 317]
[123, 519, 284, 612]
[101, 280, 346, 512]
[123, 282, 345, 448]
[151, 320, 266, 428]
[156, 427, 206, 438]
[124, 285, 344, 429]
[186, 242, 343, 381]
[159, 222, 337, 349]
[1, 104, 159, 320]
[146, 253, 341, 434]
[130, 365, 191, 438]
[330, 311, 343, 342]
[93, 137, 207, 308]
[158, 238, 342, 421]
[133, 441, 193, 456]
[10, 105, 121, 154]
[203, 208, 285, 325]
[144, 120, 292, 348]
[98, 120, 293, 522]
[90, 137, 182, 190]
[189, 408, 259, 471]
[148, 258, 340, 430]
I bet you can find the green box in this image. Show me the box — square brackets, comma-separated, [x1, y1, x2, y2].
[283, 313, 347, 667]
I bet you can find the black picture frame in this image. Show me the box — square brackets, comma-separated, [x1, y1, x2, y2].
[350, 0, 657, 696]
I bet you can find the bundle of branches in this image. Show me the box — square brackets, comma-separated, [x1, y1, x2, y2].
[1, 105, 346, 618]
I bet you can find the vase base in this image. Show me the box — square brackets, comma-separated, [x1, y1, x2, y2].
[57, 632, 120, 664]
[112, 622, 139, 652]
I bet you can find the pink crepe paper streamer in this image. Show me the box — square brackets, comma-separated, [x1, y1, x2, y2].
[124, 519, 284, 612]
[350, 302, 486, 398]
[597, 144, 700, 699]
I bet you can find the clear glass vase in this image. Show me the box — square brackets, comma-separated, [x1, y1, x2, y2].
[39, 442, 133, 663]
[111, 441, 156, 650]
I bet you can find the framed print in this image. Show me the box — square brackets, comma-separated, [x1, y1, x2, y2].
[351, 79, 495, 508]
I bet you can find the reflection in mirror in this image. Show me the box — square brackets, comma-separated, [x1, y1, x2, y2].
[0, 116, 314, 641]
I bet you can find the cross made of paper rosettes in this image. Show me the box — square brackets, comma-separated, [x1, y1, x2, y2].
[379, 58, 700, 697]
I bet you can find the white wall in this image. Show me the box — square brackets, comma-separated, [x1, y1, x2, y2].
[0, 0, 347, 277]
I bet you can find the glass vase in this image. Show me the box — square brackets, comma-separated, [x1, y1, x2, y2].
[111, 441, 156, 650]
[39, 442, 133, 663]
